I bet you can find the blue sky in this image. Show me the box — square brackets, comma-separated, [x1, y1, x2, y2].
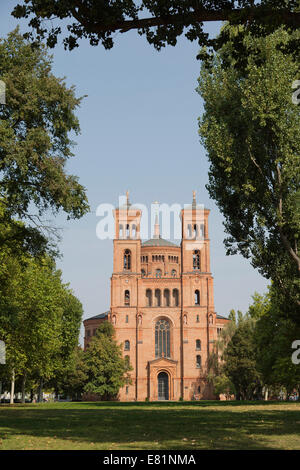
[0, 4, 268, 343]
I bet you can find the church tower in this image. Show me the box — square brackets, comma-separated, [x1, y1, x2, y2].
[180, 192, 217, 399]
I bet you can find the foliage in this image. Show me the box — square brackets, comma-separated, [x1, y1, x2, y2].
[197, 26, 300, 312]
[213, 374, 235, 400]
[11, 1, 300, 55]
[55, 347, 88, 400]
[223, 315, 262, 400]
[0, 255, 83, 396]
[253, 285, 300, 395]
[83, 322, 132, 400]
[0, 28, 89, 255]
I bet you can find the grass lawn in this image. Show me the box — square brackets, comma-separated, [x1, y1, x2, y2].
[0, 400, 300, 450]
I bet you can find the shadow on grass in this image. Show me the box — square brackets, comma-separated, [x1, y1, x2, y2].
[72, 399, 293, 408]
[1, 402, 300, 449]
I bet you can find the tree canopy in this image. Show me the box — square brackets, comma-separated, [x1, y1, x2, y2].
[0, 28, 89, 255]
[83, 321, 132, 400]
[11, 1, 300, 53]
[0, 254, 83, 392]
[197, 26, 300, 311]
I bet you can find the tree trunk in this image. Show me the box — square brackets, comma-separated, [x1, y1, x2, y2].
[10, 369, 15, 405]
[38, 378, 44, 403]
[21, 374, 27, 404]
[264, 387, 269, 401]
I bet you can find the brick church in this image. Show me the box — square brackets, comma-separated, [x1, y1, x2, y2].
[84, 192, 229, 401]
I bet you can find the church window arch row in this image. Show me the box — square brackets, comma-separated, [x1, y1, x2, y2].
[145, 288, 179, 307]
[187, 224, 204, 239]
[119, 223, 138, 239]
[152, 254, 165, 262]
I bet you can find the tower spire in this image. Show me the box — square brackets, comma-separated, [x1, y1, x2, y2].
[192, 190, 196, 209]
[126, 190, 130, 207]
[154, 214, 160, 239]
[153, 201, 160, 239]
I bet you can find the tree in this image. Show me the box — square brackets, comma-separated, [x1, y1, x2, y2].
[0, 256, 83, 403]
[83, 321, 132, 400]
[55, 347, 88, 401]
[213, 374, 235, 400]
[223, 316, 262, 400]
[11, 1, 300, 54]
[197, 26, 300, 311]
[252, 285, 300, 397]
[0, 29, 89, 255]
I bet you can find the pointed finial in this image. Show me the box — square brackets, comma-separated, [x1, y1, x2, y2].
[126, 190, 129, 206]
[153, 201, 160, 239]
[192, 190, 197, 209]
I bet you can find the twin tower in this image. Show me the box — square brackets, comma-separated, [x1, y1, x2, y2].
[109, 192, 227, 401]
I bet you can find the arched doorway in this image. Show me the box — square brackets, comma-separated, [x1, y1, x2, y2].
[157, 372, 169, 400]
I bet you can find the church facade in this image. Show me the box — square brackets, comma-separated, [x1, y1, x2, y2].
[84, 193, 229, 401]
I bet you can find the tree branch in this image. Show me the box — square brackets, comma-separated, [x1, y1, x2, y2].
[70, 8, 300, 35]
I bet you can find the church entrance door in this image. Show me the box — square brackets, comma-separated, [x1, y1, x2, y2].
[157, 372, 169, 400]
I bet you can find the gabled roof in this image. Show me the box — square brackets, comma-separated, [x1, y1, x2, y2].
[142, 237, 179, 248]
[216, 314, 229, 320]
[84, 311, 110, 322]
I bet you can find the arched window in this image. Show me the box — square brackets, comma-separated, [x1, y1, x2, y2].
[156, 269, 162, 278]
[146, 289, 152, 307]
[132, 224, 136, 238]
[155, 319, 170, 358]
[124, 290, 130, 305]
[124, 340, 130, 351]
[193, 250, 200, 270]
[193, 224, 198, 238]
[200, 224, 205, 238]
[171, 269, 177, 278]
[196, 339, 201, 350]
[125, 224, 130, 238]
[141, 269, 146, 277]
[196, 355, 201, 368]
[155, 289, 161, 307]
[164, 289, 170, 307]
[124, 249, 131, 270]
[196, 314, 199, 323]
[125, 314, 129, 323]
[195, 290, 200, 305]
[173, 288, 179, 307]
[119, 224, 123, 238]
